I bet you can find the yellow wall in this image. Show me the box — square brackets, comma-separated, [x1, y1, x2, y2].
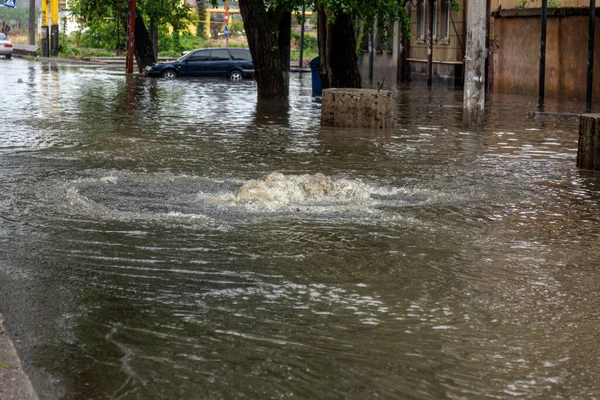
[408, 0, 466, 63]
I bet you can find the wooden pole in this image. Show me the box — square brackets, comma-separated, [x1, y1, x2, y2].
[126, 0, 135, 74]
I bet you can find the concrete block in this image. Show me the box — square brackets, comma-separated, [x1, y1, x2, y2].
[320, 88, 394, 129]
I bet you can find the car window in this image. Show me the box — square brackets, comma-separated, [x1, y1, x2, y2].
[0, 33, 6, 40]
[211, 49, 231, 61]
[187, 50, 210, 62]
[228, 49, 252, 60]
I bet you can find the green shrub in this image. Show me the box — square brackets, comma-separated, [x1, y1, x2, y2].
[291, 30, 317, 52]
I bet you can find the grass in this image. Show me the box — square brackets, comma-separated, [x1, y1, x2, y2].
[0, 364, 15, 370]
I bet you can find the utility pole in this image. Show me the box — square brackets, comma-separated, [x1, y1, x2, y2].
[125, 0, 135, 74]
[368, 31, 374, 81]
[463, 0, 487, 126]
[50, 0, 58, 56]
[28, 0, 35, 45]
[298, 5, 305, 68]
[427, 0, 434, 88]
[41, 0, 49, 57]
[538, 0, 548, 111]
[586, 0, 596, 113]
[224, 0, 229, 48]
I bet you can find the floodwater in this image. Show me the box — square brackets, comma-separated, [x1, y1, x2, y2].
[1, 58, 600, 399]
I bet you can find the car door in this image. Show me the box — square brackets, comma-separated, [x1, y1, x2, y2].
[228, 48, 254, 75]
[209, 49, 233, 78]
[180, 49, 210, 77]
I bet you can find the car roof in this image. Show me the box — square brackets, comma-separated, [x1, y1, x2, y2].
[0, 33, 7, 40]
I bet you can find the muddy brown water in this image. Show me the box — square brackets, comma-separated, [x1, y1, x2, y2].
[1, 58, 600, 399]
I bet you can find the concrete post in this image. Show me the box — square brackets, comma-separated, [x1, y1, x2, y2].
[463, 0, 487, 127]
[50, 0, 58, 56]
[321, 88, 394, 129]
[40, 0, 49, 57]
[28, 0, 35, 45]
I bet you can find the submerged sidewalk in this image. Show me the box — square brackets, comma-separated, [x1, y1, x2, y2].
[0, 314, 38, 400]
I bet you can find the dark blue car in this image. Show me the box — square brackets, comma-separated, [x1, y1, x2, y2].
[144, 48, 254, 81]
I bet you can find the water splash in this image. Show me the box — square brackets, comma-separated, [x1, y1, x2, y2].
[230, 172, 372, 211]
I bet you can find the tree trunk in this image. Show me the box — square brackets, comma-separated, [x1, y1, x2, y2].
[278, 11, 292, 88]
[317, 1, 361, 89]
[197, 1, 207, 38]
[149, 17, 158, 60]
[134, 11, 157, 73]
[239, 0, 288, 99]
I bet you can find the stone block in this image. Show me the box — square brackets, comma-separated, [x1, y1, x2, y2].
[321, 88, 394, 129]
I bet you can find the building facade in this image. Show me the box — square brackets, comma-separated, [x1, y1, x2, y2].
[358, 0, 594, 92]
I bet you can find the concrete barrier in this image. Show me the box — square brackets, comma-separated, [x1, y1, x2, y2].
[12, 44, 38, 58]
[0, 314, 38, 400]
[321, 88, 394, 129]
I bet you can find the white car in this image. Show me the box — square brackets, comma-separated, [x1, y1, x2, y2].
[0, 33, 13, 59]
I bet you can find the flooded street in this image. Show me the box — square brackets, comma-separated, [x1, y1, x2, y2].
[1, 58, 600, 399]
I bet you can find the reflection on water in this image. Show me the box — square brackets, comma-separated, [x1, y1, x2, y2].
[1, 59, 600, 399]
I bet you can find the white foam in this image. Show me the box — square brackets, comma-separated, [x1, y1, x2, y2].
[231, 172, 372, 211]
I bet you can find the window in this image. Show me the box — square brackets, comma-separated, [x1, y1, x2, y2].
[211, 49, 231, 61]
[187, 50, 210, 62]
[417, 0, 425, 41]
[441, 0, 450, 41]
[228, 48, 252, 60]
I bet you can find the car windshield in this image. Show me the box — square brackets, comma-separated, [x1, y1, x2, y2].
[0, 34, 7, 40]
[177, 52, 190, 62]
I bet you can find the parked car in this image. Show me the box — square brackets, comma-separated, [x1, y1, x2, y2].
[0, 33, 13, 59]
[144, 48, 254, 81]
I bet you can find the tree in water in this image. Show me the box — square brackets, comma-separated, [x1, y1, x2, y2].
[234, 0, 294, 100]
[235, 0, 411, 98]
[316, 0, 410, 89]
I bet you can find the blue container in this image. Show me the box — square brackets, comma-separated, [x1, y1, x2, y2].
[309, 57, 322, 96]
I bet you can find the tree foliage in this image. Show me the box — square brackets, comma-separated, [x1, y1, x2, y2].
[70, 0, 196, 33]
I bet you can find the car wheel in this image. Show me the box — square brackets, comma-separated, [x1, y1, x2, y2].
[162, 70, 177, 79]
[6, 54, 11, 59]
[228, 70, 243, 82]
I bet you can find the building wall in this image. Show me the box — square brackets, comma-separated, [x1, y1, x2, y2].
[358, 22, 401, 89]
[491, 0, 589, 9]
[488, 0, 592, 45]
[408, 0, 466, 63]
[493, 9, 600, 99]
[405, 0, 467, 88]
